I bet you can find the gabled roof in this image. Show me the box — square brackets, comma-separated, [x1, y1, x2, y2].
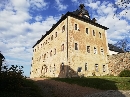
[32, 5, 109, 48]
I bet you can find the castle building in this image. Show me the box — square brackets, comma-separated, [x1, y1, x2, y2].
[30, 4, 109, 78]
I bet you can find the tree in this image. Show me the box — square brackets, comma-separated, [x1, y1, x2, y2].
[0, 52, 5, 73]
[114, 38, 130, 53]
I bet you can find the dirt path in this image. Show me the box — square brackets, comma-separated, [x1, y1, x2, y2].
[31, 78, 104, 97]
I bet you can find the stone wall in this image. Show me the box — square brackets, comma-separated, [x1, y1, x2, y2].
[108, 52, 130, 76]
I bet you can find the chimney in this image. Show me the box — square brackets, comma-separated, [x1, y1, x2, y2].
[92, 18, 97, 23]
[61, 14, 64, 18]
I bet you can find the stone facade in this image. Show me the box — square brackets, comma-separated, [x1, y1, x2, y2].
[30, 4, 109, 78]
[108, 52, 130, 76]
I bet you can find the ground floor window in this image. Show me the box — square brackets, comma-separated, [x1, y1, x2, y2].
[85, 63, 87, 71]
[95, 64, 98, 72]
[77, 67, 82, 72]
[103, 65, 105, 72]
[61, 63, 64, 70]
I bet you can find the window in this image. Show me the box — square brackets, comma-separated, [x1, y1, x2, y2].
[99, 32, 101, 38]
[50, 66, 51, 72]
[94, 47, 97, 54]
[103, 65, 105, 72]
[35, 49, 36, 52]
[51, 35, 53, 40]
[95, 64, 98, 72]
[93, 30, 95, 36]
[101, 49, 104, 55]
[77, 67, 82, 72]
[75, 24, 77, 30]
[85, 63, 87, 71]
[54, 48, 56, 55]
[44, 54, 46, 59]
[87, 46, 90, 53]
[46, 40, 47, 44]
[75, 43, 78, 50]
[61, 44, 64, 51]
[86, 28, 88, 34]
[50, 50, 52, 56]
[55, 32, 57, 38]
[41, 44, 42, 48]
[61, 63, 64, 70]
[62, 25, 65, 32]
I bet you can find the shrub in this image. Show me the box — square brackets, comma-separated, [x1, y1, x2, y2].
[119, 69, 130, 77]
[0, 65, 26, 91]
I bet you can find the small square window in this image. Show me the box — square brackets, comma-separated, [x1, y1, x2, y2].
[77, 67, 82, 72]
[75, 43, 78, 50]
[87, 46, 90, 53]
[86, 28, 88, 34]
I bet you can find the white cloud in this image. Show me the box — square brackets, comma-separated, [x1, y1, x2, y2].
[29, 0, 48, 10]
[55, 0, 68, 11]
[0, 0, 59, 76]
[35, 15, 43, 21]
[86, 1, 100, 9]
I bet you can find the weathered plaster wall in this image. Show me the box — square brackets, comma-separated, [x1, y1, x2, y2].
[67, 16, 109, 76]
[30, 16, 109, 78]
[30, 18, 68, 78]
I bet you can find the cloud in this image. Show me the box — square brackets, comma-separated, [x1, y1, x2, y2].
[55, 0, 68, 11]
[35, 15, 43, 21]
[29, 0, 48, 10]
[0, 0, 60, 77]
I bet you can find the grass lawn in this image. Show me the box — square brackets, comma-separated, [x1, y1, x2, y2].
[51, 77, 130, 90]
[0, 79, 43, 97]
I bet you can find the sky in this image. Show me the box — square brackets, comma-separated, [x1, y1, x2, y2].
[0, 0, 130, 77]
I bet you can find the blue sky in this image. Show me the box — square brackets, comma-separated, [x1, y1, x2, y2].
[0, 0, 130, 77]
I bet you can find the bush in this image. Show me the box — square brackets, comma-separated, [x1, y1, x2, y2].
[119, 69, 130, 77]
[0, 65, 26, 91]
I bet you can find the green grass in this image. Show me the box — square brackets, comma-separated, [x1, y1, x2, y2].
[51, 77, 130, 90]
[0, 79, 43, 97]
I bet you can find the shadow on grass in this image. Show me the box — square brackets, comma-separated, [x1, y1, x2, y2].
[31, 78, 128, 97]
[51, 77, 118, 90]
